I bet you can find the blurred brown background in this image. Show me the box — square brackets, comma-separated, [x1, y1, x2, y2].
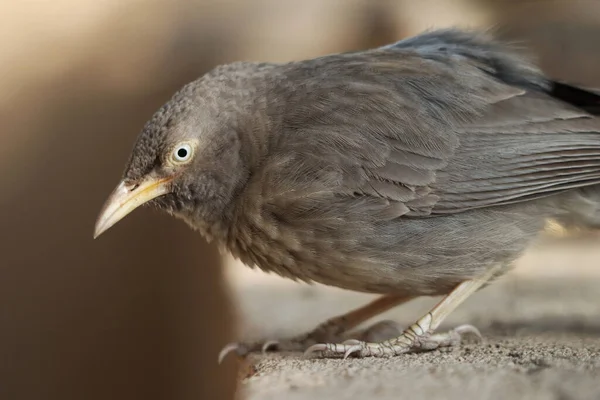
[1, 1, 600, 400]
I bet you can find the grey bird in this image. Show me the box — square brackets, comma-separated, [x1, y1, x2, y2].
[94, 29, 600, 360]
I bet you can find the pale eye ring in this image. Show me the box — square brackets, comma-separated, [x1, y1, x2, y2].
[172, 143, 194, 164]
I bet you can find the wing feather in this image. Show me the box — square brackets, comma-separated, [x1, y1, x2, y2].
[260, 29, 600, 221]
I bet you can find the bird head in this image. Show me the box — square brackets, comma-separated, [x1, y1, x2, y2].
[94, 62, 266, 239]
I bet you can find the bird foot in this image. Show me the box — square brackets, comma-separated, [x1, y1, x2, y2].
[217, 319, 403, 363]
[304, 324, 481, 359]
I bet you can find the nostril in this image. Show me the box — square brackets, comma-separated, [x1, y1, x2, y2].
[124, 182, 140, 192]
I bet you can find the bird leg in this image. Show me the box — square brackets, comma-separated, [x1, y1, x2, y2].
[305, 266, 499, 359]
[218, 294, 412, 363]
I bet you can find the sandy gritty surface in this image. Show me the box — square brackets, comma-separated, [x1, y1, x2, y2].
[225, 238, 600, 400]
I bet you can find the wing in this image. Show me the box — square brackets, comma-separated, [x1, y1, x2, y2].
[259, 29, 600, 222]
[431, 89, 600, 214]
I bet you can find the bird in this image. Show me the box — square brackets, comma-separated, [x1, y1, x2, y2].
[94, 28, 600, 360]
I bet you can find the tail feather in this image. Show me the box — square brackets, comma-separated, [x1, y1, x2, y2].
[548, 81, 600, 115]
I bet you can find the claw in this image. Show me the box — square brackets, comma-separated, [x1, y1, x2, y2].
[454, 324, 482, 341]
[261, 340, 279, 354]
[305, 341, 364, 359]
[218, 342, 243, 364]
[303, 343, 328, 358]
[343, 345, 362, 359]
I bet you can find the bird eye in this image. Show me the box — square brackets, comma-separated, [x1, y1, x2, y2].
[171, 143, 194, 164]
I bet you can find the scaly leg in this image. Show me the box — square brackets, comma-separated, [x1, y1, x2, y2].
[218, 294, 413, 363]
[305, 266, 499, 359]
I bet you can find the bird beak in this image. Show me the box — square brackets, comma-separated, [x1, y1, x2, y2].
[93, 176, 172, 238]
